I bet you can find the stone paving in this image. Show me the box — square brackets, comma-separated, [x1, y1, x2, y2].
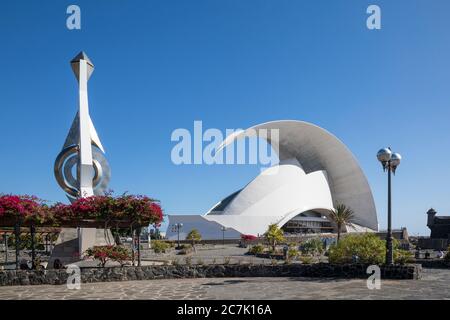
[0, 268, 449, 300]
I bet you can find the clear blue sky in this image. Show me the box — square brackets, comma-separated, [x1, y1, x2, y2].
[1, 0, 449, 235]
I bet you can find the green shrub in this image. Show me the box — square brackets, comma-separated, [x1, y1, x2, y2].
[287, 247, 299, 260]
[301, 238, 324, 256]
[328, 233, 385, 264]
[299, 255, 314, 264]
[177, 244, 192, 255]
[152, 240, 170, 254]
[394, 249, 414, 265]
[330, 233, 418, 265]
[268, 248, 282, 255]
[248, 244, 265, 255]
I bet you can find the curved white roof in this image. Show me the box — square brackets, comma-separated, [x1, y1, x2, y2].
[209, 120, 378, 232]
[205, 160, 334, 236]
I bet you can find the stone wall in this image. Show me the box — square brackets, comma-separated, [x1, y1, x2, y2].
[415, 259, 450, 269]
[417, 238, 450, 250]
[0, 263, 422, 286]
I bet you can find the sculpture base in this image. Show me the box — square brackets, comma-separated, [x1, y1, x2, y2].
[48, 227, 114, 268]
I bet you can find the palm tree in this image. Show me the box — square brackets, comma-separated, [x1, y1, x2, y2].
[329, 204, 355, 243]
[264, 224, 285, 252]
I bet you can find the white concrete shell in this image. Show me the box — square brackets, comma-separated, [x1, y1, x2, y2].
[205, 160, 334, 236]
[166, 120, 377, 240]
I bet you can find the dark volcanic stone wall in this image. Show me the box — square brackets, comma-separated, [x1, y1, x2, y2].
[0, 263, 422, 286]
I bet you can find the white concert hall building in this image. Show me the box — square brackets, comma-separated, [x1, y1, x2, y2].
[166, 120, 378, 240]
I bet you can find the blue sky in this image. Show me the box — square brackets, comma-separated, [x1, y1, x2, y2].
[1, 0, 449, 235]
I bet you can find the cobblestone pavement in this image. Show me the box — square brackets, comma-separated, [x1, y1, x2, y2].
[0, 269, 449, 300]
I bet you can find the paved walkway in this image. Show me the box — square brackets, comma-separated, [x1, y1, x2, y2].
[0, 269, 449, 300]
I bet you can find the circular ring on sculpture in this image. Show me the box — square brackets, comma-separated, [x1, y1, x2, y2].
[92, 147, 110, 195]
[54, 145, 79, 198]
[63, 154, 79, 188]
[62, 153, 102, 190]
[92, 158, 102, 186]
[54, 144, 111, 198]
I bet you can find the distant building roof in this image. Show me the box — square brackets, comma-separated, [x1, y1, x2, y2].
[376, 228, 409, 240]
[426, 209, 450, 239]
[434, 216, 450, 225]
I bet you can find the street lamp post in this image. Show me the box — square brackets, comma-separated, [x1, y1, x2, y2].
[377, 147, 402, 265]
[14, 222, 21, 270]
[4, 234, 8, 264]
[137, 227, 142, 267]
[173, 223, 183, 249]
[221, 226, 227, 246]
[30, 225, 36, 269]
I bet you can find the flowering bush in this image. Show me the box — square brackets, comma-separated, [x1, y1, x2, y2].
[52, 194, 163, 226]
[241, 234, 257, 241]
[0, 193, 163, 228]
[85, 245, 131, 267]
[0, 194, 46, 224]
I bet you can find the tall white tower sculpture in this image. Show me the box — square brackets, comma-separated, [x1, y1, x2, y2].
[73, 51, 96, 197]
[54, 52, 110, 201]
[51, 52, 111, 266]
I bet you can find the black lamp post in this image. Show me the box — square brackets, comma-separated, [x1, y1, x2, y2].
[377, 147, 402, 265]
[3, 234, 8, 264]
[14, 222, 21, 270]
[30, 224, 36, 269]
[221, 226, 227, 245]
[137, 227, 141, 267]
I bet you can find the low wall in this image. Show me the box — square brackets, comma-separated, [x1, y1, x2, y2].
[416, 259, 450, 269]
[0, 263, 421, 286]
[417, 238, 450, 250]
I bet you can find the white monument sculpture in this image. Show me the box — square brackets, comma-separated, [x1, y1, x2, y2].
[51, 52, 112, 267]
[54, 52, 110, 200]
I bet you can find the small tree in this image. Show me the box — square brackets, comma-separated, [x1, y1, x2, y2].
[186, 229, 202, 252]
[264, 224, 284, 252]
[85, 245, 131, 267]
[328, 204, 355, 243]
